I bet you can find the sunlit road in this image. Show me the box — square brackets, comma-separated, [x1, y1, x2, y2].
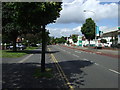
[48, 45, 118, 88]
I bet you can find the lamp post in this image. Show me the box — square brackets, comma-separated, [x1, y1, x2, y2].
[83, 10, 97, 48]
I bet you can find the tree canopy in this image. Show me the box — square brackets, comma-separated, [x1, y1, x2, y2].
[81, 18, 96, 41]
[2, 2, 62, 51]
[2, 2, 62, 72]
[71, 34, 78, 43]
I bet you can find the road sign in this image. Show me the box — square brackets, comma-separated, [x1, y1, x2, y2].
[96, 26, 99, 36]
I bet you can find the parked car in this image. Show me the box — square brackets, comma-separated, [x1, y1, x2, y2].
[95, 43, 104, 49]
[104, 42, 112, 47]
[9, 44, 26, 50]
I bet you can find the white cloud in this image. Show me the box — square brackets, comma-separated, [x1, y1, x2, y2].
[47, 25, 118, 37]
[97, 0, 119, 2]
[99, 26, 118, 33]
[56, 0, 118, 23]
[46, 26, 82, 38]
[99, 26, 109, 33]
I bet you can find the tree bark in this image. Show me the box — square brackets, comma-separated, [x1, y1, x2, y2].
[41, 25, 46, 72]
[89, 39, 90, 47]
[13, 37, 17, 52]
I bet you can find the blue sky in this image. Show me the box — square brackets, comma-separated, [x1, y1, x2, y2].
[46, 0, 119, 38]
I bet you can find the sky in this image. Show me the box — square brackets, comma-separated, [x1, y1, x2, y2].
[46, 0, 119, 38]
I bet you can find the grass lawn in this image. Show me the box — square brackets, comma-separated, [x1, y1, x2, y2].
[33, 68, 53, 78]
[1, 46, 39, 58]
[1, 50, 27, 58]
[25, 47, 39, 50]
[0, 50, 2, 58]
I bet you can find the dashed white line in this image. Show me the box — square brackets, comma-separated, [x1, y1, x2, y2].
[96, 52, 101, 54]
[75, 51, 81, 53]
[63, 50, 65, 51]
[72, 54, 79, 58]
[83, 58, 89, 61]
[95, 63, 99, 65]
[66, 51, 71, 54]
[109, 69, 120, 74]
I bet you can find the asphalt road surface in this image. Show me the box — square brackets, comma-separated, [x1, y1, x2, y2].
[48, 45, 119, 88]
[2, 45, 119, 89]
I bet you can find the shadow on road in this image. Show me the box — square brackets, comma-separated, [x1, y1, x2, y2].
[58, 60, 94, 88]
[2, 62, 66, 89]
[3, 59, 93, 88]
[6, 50, 60, 54]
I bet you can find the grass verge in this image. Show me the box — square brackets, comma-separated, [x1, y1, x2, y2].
[1, 46, 40, 58]
[33, 68, 53, 78]
[0, 50, 2, 58]
[25, 47, 39, 50]
[1, 50, 27, 58]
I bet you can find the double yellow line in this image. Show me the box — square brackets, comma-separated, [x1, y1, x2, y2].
[48, 48, 74, 90]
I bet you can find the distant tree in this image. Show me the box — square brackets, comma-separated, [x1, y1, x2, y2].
[53, 36, 66, 44]
[49, 36, 55, 45]
[71, 35, 78, 43]
[66, 40, 70, 45]
[81, 18, 96, 45]
[60, 36, 66, 43]
[2, 3, 22, 51]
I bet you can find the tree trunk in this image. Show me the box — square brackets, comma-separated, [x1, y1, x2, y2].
[13, 37, 17, 52]
[89, 39, 90, 47]
[41, 25, 46, 72]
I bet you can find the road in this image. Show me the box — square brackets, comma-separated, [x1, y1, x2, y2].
[48, 45, 119, 88]
[2, 45, 119, 89]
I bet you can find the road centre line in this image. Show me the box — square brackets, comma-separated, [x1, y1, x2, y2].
[57, 46, 120, 75]
[18, 54, 33, 63]
[57, 47, 72, 54]
[94, 63, 99, 65]
[75, 51, 81, 53]
[72, 54, 79, 58]
[48, 48, 74, 90]
[83, 58, 89, 61]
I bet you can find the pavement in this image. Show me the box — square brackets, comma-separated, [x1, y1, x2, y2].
[2, 49, 67, 89]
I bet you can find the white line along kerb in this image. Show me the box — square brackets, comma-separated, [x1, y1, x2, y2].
[18, 54, 33, 63]
[109, 69, 120, 74]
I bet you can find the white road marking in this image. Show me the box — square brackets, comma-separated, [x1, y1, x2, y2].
[95, 63, 99, 65]
[90, 61, 94, 63]
[109, 69, 120, 74]
[83, 58, 89, 61]
[72, 54, 79, 58]
[96, 52, 101, 54]
[66, 51, 71, 54]
[75, 51, 81, 53]
[18, 54, 33, 63]
[63, 50, 65, 51]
